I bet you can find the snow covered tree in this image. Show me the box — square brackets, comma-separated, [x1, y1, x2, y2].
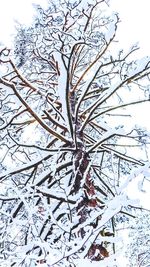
[0, 0, 150, 266]
[125, 210, 150, 267]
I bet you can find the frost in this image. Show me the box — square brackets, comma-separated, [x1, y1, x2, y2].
[128, 56, 150, 77]
[118, 162, 150, 201]
[53, 51, 71, 132]
[75, 256, 120, 267]
[78, 0, 96, 10]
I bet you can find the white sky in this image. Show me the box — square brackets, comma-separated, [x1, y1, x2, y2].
[111, 0, 150, 56]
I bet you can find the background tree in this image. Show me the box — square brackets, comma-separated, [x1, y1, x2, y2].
[0, 0, 150, 266]
[125, 210, 150, 267]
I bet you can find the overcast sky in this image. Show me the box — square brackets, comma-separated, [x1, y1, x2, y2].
[111, 0, 150, 55]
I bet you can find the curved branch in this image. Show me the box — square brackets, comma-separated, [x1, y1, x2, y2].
[0, 78, 70, 143]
